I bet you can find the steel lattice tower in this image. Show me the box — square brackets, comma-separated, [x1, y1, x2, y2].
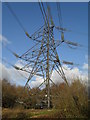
[5, 2, 81, 109]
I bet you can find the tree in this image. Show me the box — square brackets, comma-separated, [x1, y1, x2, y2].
[2, 79, 17, 108]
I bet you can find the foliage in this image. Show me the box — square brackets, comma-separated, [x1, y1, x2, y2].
[2, 79, 17, 108]
[51, 80, 88, 118]
[2, 78, 88, 118]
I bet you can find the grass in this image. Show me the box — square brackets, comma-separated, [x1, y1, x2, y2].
[2, 108, 56, 119]
[2, 107, 88, 119]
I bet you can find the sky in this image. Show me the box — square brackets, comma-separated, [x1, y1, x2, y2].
[0, 2, 88, 87]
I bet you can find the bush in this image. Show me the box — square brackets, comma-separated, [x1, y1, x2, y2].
[51, 80, 88, 118]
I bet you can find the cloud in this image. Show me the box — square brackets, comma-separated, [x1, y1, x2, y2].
[0, 62, 12, 82]
[0, 60, 88, 88]
[51, 65, 88, 85]
[83, 63, 88, 70]
[30, 76, 44, 89]
[64, 65, 88, 84]
[0, 61, 29, 86]
[0, 34, 11, 45]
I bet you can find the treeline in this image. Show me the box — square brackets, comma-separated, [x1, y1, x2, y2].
[2, 79, 40, 109]
[51, 80, 88, 118]
[2, 79, 88, 118]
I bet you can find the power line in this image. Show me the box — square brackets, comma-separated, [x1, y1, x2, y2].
[5, 2, 26, 32]
[56, 2, 63, 28]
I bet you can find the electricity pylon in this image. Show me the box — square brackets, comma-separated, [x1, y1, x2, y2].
[5, 2, 81, 109]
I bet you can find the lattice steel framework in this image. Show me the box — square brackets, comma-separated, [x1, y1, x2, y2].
[5, 2, 81, 108]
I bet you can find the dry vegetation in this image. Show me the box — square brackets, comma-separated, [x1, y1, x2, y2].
[1, 78, 88, 119]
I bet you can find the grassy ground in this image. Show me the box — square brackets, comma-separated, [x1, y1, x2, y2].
[2, 108, 58, 119]
[2, 108, 88, 119]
